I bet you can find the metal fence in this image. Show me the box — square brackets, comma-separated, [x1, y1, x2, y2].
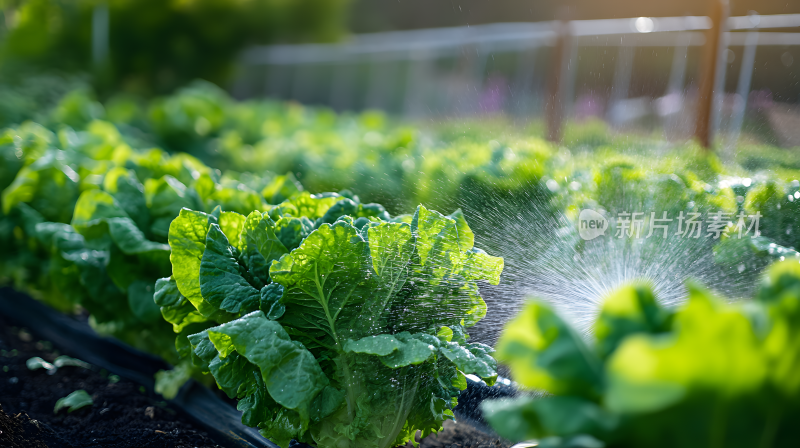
[231, 12, 800, 145]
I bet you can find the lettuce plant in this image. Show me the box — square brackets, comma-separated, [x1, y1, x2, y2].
[163, 198, 503, 448]
[0, 118, 286, 374]
[46, 162, 292, 392]
[482, 260, 800, 448]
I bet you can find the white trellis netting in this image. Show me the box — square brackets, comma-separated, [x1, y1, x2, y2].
[227, 13, 800, 144]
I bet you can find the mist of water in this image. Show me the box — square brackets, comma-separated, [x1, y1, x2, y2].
[457, 178, 764, 347]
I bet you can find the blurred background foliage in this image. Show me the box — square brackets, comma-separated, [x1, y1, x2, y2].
[0, 0, 349, 96]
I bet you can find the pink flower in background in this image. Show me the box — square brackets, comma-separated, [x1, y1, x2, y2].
[479, 74, 508, 113]
[574, 92, 605, 119]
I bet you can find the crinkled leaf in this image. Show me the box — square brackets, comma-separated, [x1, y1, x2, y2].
[344, 332, 441, 369]
[279, 192, 341, 220]
[315, 198, 358, 227]
[447, 209, 474, 251]
[259, 408, 306, 448]
[439, 341, 497, 380]
[274, 216, 314, 251]
[168, 208, 219, 317]
[270, 221, 372, 347]
[241, 211, 288, 284]
[208, 350, 258, 399]
[187, 330, 218, 372]
[219, 211, 246, 251]
[154, 277, 207, 332]
[411, 205, 461, 267]
[363, 221, 415, 328]
[199, 223, 261, 314]
[260, 283, 286, 319]
[461, 248, 504, 286]
[460, 281, 487, 328]
[262, 173, 302, 205]
[238, 370, 272, 427]
[204, 311, 329, 423]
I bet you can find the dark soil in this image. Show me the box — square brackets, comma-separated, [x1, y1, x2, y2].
[0, 288, 512, 448]
[416, 420, 511, 448]
[0, 404, 50, 448]
[0, 317, 222, 448]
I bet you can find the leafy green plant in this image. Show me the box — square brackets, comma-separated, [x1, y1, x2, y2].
[54, 389, 94, 413]
[2, 83, 799, 446]
[0, 0, 349, 95]
[162, 200, 503, 448]
[482, 260, 800, 448]
[0, 111, 302, 388]
[744, 180, 800, 251]
[27, 355, 90, 374]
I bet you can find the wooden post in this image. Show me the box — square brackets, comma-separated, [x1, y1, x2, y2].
[694, 0, 729, 149]
[546, 20, 570, 143]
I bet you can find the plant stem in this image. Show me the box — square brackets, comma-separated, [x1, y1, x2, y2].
[708, 398, 727, 448]
[378, 368, 419, 448]
[313, 263, 341, 347]
[758, 406, 781, 448]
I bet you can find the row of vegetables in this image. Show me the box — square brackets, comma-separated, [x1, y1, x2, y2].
[490, 261, 800, 448]
[0, 104, 503, 448]
[1, 83, 800, 447]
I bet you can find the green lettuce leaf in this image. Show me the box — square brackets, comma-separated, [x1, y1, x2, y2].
[169, 208, 221, 318]
[240, 211, 288, 285]
[205, 311, 329, 424]
[154, 277, 207, 333]
[199, 223, 261, 314]
[170, 201, 503, 448]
